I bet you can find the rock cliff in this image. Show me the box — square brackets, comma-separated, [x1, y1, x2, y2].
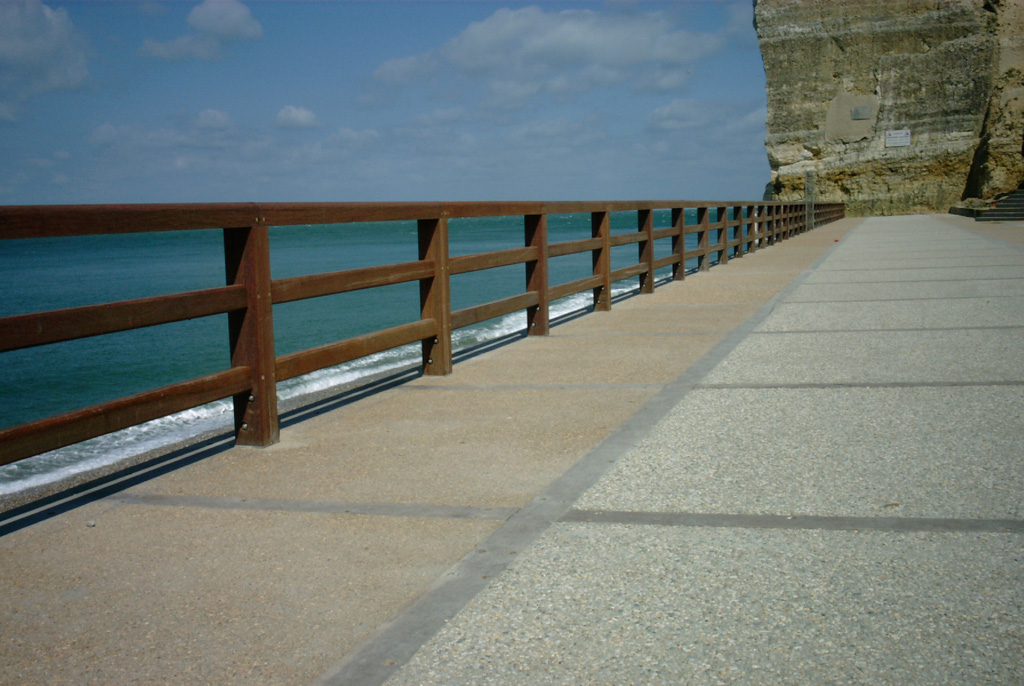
[755, 0, 1023, 215]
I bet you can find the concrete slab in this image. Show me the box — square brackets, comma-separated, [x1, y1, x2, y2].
[703, 329, 1024, 385]
[12, 216, 966, 686]
[937, 214, 1024, 249]
[384, 524, 1024, 686]
[818, 255, 1024, 270]
[365, 216, 1024, 686]
[0, 501, 498, 686]
[576, 386, 1024, 519]
[755, 297, 1024, 331]
[634, 276, 805, 305]
[559, 302, 762, 335]
[787, 278, 1024, 302]
[417, 333, 720, 386]
[138, 385, 655, 508]
[802, 265, 1024, 283]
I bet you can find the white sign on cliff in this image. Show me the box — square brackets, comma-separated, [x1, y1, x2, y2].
[885, 129, 912, 147]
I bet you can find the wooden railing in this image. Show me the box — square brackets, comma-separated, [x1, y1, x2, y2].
[0, 200, 844, 465]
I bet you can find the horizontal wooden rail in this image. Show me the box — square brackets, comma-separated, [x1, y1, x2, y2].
[549, 236, 602, 257]
[276, 319, 438, 382]
[609, 263, 649, 283]
[450, 246, 538, 276]
[548, 274, 604, 302]
[1, 200, 822, 238]
[272, 260, 433, 304]
[653, 254, 681, 270]
[1, 198, 844, 467]
[0, 366, 252, 466]
[451, 291, 540, 330]
[609, 232, 643, 247]
[1, 285, 247, 353]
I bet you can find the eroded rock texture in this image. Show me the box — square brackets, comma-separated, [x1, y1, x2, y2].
[755, 0, 1023, 215]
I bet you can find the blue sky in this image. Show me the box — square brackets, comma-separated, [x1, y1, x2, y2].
[1, 0, 770, 205]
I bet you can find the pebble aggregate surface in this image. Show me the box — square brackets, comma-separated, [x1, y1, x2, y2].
[382, 216, 1024, 686]
[386, 525, 1022, 686]
[576, 386, 1024, 520]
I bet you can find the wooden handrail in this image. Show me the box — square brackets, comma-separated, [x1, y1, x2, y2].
[0, 285, 247, 353]
[272, 260, 435, 304]
[0, 199, 845, 465]
[0, 367, 252, 466]
[449, 246, 539, 276]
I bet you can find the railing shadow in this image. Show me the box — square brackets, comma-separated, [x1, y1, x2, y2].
[0, 433, 233, 537]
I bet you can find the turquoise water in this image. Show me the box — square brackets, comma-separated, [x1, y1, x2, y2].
[0, 208, 731, 493]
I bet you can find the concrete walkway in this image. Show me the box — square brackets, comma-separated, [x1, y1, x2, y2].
[2, 214, 1022, 685]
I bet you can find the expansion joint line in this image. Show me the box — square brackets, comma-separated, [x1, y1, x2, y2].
[561, 509, 1024, 534]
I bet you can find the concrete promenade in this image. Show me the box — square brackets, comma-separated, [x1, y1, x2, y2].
[1, 214, 1022, 685]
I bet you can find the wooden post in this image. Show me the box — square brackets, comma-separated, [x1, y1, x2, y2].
[223, 221, 279, 447]
[418, 217, 452, 375]
[671, 207, 685, 281]
[592, 211, 611, 311]
[742, 205, 752, 255]
[697, 207, 710, 272]
[638, 209, 654, 294]
[525, 214, 549, 336]
[756, 205, 767, 249]
[731, 205, 743, 259]
[718, 206, 729, 265]
[746, 205, 757, 253]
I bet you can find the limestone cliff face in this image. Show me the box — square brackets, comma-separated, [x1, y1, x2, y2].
[755, 0, 1023, 216]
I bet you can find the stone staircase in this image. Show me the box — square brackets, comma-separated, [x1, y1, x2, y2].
[977, 185, 1024, 221]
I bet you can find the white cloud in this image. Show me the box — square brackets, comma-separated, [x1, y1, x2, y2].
[140, 0, 262, 61]
[327, 127, 381, 148]
[639, 96, 769, 189]
[646, 99, 767, 136]
[187, 0, 263, 40]
[506, 116, 605, 148]
[89, 122, 120, 146]
[139, 34, 220, 61]
[371, 6, 730, 109]
[645, 99, 711, 132]
[0, 0, 89, 121]
[89, 111, 246, 152]
[275, 105, 318, 129]
[413, 108, 467, 126]
[372, 54, 436, 85]
[195, 108, 232, 129]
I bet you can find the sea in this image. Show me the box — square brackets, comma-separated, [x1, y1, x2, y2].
[0, 208, 724, 496]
